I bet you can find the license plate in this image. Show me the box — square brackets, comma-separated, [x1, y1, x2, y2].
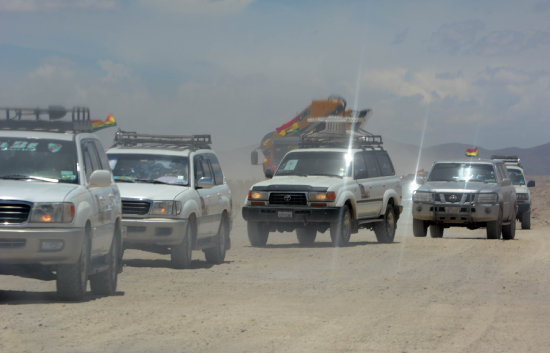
[446, 206, 460, 213]
[278, 210, 293, 218]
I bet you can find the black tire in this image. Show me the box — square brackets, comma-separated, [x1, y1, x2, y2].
[412, 218, 428, 237]
[330, 206, 352, 247]
[204, 215, 228, 264]
[374, 206, 396, 243]
[57, 234, 89, 301]
[429, 224, 444, 238]
[521, 210, 531, 230]
[90, 231, 120, 296]
[247, 222, 269, 247]
[486, 209, 502, 239]
[171, 220, 193, 269]
[502, 217, 516, 240]
[296, 226, 317, 245]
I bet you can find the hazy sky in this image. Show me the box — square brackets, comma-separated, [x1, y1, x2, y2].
[1, 0, 549, 151]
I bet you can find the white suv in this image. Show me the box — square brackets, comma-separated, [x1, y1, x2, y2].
[107, 131, 232, 269]
[0, 107, 122, 300]
[242, 133, 402, 247]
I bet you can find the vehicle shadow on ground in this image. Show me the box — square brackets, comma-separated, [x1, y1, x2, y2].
[123, 258, 232, 270]
[0, 290, 125, 305]
[259, 240, 400, 249]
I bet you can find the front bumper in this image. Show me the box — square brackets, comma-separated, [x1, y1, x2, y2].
[0, 227, 85, 265]
[412, 202, 500, 224]
[122, 217, 188, 247]
[242, 206, 341, 224]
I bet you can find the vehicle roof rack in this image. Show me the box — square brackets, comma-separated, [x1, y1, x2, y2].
[113, 130, 211, 150]
[299, 127, 383, 149]
[0, 106, 92, 133]
[491, 155, 521, 166]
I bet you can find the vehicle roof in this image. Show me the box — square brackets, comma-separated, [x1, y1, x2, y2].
[0, 129, 93, 141]
[107, 146, 215, 157]
[432, 158, 500, 165]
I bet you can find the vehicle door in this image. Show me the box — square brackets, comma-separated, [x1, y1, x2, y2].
[372, 150, 398, 215]
[193, 154, 218, 237]
[354, 151, 383, 218]
[81, 139, 113, 256]
[496, 163, 515, 220]
[205, 153, 229, 224]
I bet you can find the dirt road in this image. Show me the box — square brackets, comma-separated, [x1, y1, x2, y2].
[2, 183, 550, 353]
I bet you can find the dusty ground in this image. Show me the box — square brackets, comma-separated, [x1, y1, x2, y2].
[2, 181, 550, 353]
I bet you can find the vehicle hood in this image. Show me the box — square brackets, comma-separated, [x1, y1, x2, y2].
[418, 181, 500, 193]
[0, 180, 80, 202]
[513, 185, 529, 194]
[251, 175, 344, 191]
[116, 182, 190, 200]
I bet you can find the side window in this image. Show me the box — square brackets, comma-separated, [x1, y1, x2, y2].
[200, 159, 213, 180]
[194, 155, 204, 182]
[374, 151, 395, 176]
[208, 154, 224, 185]
[92, 140, 110, 170]
[362, 151, 381, 178]
[81, 141, 101, 181]
[353, 152, 368, 179]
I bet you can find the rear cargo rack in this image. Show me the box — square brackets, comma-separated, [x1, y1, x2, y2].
[0, 106, 92, 133]
[299, 127, 383, 149]
[113, 130, 211, 150]
[491, 155, 521, 166]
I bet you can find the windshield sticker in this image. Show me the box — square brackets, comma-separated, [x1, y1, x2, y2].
[0, 141, 39, 152]
[282, 159, 298, 170]
[48, 143, 62, 153]
[60, 170, 76, 181]
[109, 158, 118, 170]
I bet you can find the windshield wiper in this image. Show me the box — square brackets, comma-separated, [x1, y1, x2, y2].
[308, 173, 342, 178]
[136, 179, 171, 185]
[114, 178, 137, 183]
[0, 174, 58, 183]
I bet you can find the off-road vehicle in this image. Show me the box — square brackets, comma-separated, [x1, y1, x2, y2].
[491, 155, 535, 229]
[412, 158, 517, 239]
[107, 131, 232, 268]
[242, 126, 402, 247]
[0, 106, 123, 300]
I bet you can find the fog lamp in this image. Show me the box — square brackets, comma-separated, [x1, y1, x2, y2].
[40, 240, 64, 252]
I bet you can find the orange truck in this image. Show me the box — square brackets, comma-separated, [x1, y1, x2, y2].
[251, 95, 370, 177]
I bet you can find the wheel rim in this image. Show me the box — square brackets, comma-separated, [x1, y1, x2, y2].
[343, 210, 351, 241]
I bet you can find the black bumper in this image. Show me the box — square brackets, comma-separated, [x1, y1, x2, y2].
[242, 206, 341, 224]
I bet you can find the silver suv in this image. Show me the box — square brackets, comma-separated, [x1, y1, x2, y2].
[0, 107, 123, 300]
[412, 159, 517, 239]
[107, 131, 232, 269]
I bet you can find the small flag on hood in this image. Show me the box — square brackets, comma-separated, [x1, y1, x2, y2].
[91, 113, 116, 131]
[465, 147, 478, 157]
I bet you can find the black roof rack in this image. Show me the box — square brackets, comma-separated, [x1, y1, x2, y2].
[299, 128, 383, 149]
[0, 106, 92, 133]
[113, 130, 211, 150]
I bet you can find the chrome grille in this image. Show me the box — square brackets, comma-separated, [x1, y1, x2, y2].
[0, 239, 26, 248]
[435, 193, 475, 203]
[269, 192, 307, 206]
[0, 202, 31, 223]
[122, 200, 151, 215]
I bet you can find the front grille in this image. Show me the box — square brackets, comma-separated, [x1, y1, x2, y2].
[434, 193, 475, 203]
[0, 202, 31, 223]
[0, 239, 26, 248]
[122, 200, 151, 215]
[269, 192, 307, 206]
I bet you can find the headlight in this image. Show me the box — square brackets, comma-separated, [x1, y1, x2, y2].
[516, 193, 529, 201]
[412, 191, 432, 202]
[30, 203, 75, 223]
[477, 193, 498, 203]
[248, 190, 268, 201]
[308, 191, 336, 202]
[151, 201, 181, 216]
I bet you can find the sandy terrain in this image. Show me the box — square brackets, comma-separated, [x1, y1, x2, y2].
[2, 180, 550, 353]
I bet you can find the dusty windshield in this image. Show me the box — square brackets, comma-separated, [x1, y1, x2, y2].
[507, 168, 525, 185]
[428, 163, 497, 183]
[276, 151, 350, 177]
[108, 153, 189, 186]
[0, 137, 78, 183]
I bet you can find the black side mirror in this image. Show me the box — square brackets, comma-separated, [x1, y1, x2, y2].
[527, 180, 536, 187]
[264, 169, 274, 179]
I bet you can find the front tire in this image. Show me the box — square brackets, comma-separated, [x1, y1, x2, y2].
[171, 220, 193, 269]
[330, 206, 351, 247]
[57, 235, 89, 301]
[429, 224, 444, 238]
[247, 222, 269, 247]
[521, 210, 531, 230]
[374, 205, 396, 243]
[296, 226, 317, 246]
[486, 209, 502, 239]
[204, 215, 228, 264]
[90, 231, 120, 296]
[413, 218, 428, 237]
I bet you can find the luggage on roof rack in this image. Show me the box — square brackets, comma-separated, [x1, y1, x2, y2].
[299, 128, 383, 149]
[113, 130, 212, 150]
[0, 106, 92, 132]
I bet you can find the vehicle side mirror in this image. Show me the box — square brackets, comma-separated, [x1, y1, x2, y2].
[197, 176, 214, 189]
[89, 170, 112, 188]
[527, 180, 535, 187]
[251, 150, 259, 165]
[264, 169, 274, 179]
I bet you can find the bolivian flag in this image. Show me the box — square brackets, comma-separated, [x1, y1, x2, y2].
[276, 117, 298, 136]
[465, 147, 478, 157]
[91, 113, 117, 131]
